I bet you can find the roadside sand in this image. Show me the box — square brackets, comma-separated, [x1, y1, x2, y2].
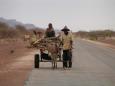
[0, 50, 36, 86]
[83, 39, 115, 49]
[0, 39, 35, 86]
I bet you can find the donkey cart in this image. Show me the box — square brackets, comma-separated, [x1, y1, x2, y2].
[34, 37, 63, 69]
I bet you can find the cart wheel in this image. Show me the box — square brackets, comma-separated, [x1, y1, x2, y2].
[34, 54, 40, 68]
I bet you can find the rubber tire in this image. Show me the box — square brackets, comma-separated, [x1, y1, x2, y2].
[34, 54, 40, 68]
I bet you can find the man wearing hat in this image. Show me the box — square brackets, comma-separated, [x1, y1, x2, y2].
[60, 26, 73, 69]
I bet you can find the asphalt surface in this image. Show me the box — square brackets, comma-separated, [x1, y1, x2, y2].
[25, 39, 115, 86]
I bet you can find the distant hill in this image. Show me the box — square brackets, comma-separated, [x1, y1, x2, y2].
[0, 17, 45, 39]
[0, 17, 39, 29]
[24, 24, 36, 29]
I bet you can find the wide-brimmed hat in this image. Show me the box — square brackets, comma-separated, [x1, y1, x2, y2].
[61, 26, 70, 32]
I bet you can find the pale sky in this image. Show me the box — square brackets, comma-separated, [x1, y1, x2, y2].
[0, 0, 115, 32]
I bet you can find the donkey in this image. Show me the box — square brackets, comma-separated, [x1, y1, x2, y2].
[47, 42, 59, 69]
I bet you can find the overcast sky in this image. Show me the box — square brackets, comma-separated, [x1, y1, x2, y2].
[0, 0, 115, 32]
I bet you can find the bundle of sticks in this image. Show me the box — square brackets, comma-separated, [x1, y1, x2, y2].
[33, 37, 61, 49]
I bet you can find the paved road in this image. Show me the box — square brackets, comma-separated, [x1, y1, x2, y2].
[25, 39, 115, 86]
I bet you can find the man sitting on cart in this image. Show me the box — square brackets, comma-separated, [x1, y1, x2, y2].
[45, 23, 56, 38]
[60, 26, 73, 69]
[40, 23, 56, 61]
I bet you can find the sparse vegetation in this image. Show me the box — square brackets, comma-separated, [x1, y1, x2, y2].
[75, 30, 115, 40]
[75, 30, 115, 46]
[0, 21, 44, 40]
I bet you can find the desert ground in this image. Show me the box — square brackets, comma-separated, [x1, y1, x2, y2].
[0, 39, 34, 86]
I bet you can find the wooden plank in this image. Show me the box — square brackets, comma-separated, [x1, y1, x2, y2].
[40, 60, 63, 62]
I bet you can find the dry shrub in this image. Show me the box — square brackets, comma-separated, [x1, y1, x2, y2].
[75, 30, 115, 40]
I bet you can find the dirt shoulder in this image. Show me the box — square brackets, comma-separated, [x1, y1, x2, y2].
[0, 51, 36, 86]
[83, 38, 115, 49]
[0, 39, 32, 67]
[97, 38, 115, 46]
[0, 39, 36, 86]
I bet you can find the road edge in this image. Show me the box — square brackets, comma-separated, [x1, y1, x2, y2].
[82, 39, 115, 50]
